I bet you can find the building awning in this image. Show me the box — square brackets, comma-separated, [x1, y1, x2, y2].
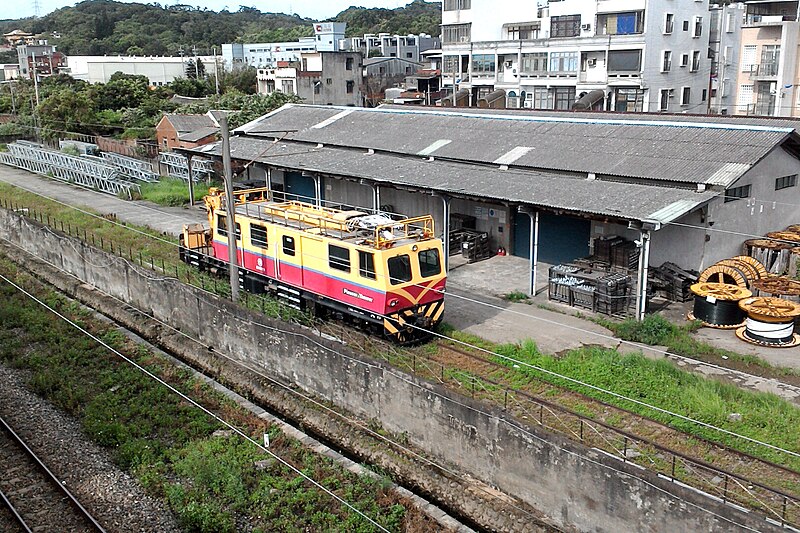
[573, 89, 605, 110]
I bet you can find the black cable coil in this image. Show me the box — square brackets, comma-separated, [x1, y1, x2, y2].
[692, 295, 745, 326]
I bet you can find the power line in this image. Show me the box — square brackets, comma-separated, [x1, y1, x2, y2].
[0, 271, 391, 532]
[0, 234, 775, 531]
[5, 187, 800, 467]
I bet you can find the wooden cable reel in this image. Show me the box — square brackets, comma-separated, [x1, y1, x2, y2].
[766, 231, 800, 243]
[736, 296, 800, 348]
[689, 282, 752, 328]
[729, 256, 768, 279]
[698, 263, 750, 288]
[751, 277, 800, 297]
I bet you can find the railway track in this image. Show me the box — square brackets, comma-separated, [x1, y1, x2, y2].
[0, 415, 106, 533]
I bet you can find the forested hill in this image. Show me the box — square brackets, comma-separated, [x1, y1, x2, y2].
[0, 0, 441, 57]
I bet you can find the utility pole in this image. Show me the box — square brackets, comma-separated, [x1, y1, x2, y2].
[220, 113, 239, 302]
[192, 45, 199, 78]
[212, 45, 220, 95]
[31, 52, 40, 107]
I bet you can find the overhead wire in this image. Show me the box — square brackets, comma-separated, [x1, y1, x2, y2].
[5, 184, 800, 466]
[0, 235, 774, 532]
[0, 271, 392, 533]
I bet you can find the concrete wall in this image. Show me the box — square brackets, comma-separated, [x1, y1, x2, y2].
[0, 208, 783, 533]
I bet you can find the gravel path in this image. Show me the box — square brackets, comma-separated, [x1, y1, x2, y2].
[0, 362, 182, 533]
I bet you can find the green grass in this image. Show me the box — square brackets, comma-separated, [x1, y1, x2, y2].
[141, 178, 214, 207]
[483, 336, 800, 470]
[0, 259, 419, 532]
[139, 178, 214, 206]
[502, 290, 530, 303]
[595, 314, 781, 370]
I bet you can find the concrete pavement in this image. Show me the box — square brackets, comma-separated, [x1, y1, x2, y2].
[0, 164, 206, 236]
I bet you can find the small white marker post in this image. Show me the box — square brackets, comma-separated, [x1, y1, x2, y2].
[263, 433, 270, 448]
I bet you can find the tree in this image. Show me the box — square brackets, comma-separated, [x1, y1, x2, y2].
[169, 77, 213, 98]
[220, 67, 257, 95]
[37, 88, 97, 136]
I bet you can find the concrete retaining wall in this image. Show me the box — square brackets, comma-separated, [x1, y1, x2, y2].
[0, 208, 781, 533]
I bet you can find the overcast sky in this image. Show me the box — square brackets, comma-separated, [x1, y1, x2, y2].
[4, 1, 414, 21]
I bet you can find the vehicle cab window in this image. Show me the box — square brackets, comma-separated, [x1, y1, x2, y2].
[388, 254, 412, 284]
[418, 249, 441, 277]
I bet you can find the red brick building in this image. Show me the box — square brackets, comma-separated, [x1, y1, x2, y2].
[155, 113, 219, 151]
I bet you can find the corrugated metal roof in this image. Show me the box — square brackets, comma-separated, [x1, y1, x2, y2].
[178, 127, 218, 142]
[234, 104, 794, 186]
[190, 137, 717, 223]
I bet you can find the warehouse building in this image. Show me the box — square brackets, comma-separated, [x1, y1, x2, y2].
[185, 104, 800, 318]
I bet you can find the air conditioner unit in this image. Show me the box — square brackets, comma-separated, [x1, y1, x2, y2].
[504, 60, 513, 68]
[587, 58, 597, 67]
[581, 24, 591, 30]
[770, 81, 777, 95]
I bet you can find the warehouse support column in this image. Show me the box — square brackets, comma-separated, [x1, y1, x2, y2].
[313, 175, 322, 207]
[186, 153, 194, 207]
[439, 194, 451, 271]
[266, 168, 272, 198]
[373, 184, 381, 213]
[521, 207, 539, 296]
[635, 229, 651, 321]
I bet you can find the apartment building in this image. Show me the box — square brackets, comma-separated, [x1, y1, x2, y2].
[441, 0, 711, 112]
[717, 1, 800, 117]
[339, 33, 440, 62]
[223, 23, 345, 71]
[256, 51, 363, 106]
[16, 43, 66, 80]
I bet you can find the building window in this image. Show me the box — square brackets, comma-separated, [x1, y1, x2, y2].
[443, 0, 470, 10]
[346, 57, 353, 70]
[691, 50, 701, 72]
[358, 250, 376, 279]
[597, 12, 644, 35]
[329, 244, 351, 272]
[531, 87, 552, 109]
[281, 80, 294, 93]
[662, 51, 672, 72]
[506, 22, 541, 40]
[471, 54, 495, 76]
[615, 88, 645, 112]
[702, 89, 707, 101]
[737, 84, 753, 112]
[554, 87, 576, 110]
[520, 52, 548, 74]
[742, 45, 757, 72]
[551, 15, 581, 38]
[693, 16, 703, 38]
[442, 23, 471, 44]
[549, 52, 577, 72]
[665, 13, 674, 34]
[314, 79, 321, 94]
[776, 175, 798, 190]
[682, 20, 689, 32]
[250, 224, 268, 248]
[659, 88, 672, 111]
[680, 54, 689, 67]
[607, 50, 641, 72]
[443, 55, 460, 75]
[724, 184, 751, 202]
[326, 78, 332, 84]
[681, 86, 691, 105]
[406, 52, 413, 58]
[346, 80, 354, 93]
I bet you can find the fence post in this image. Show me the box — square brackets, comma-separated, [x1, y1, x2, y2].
[580, 419, 584, 443]
[671, 455, 676, 481]
[723, 475, 728, 503]
[504, 390, 508, 411]
[623, 437, 628, 462]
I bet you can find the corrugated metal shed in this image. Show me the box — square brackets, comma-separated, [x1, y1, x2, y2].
[190, 137, 717, 224]
[234, 104, 796, 187]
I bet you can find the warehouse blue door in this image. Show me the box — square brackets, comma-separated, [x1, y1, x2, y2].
[513, 212, 590, 264]
[284, 172, 322, 203]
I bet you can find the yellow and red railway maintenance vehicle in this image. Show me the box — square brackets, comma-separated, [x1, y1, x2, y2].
[180, 187, 446, 342]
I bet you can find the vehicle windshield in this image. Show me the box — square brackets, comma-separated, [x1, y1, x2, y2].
[418, 248, 441, 277]
[388, 254, 412, 285]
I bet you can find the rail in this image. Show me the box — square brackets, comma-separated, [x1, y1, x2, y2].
[0, 415, 107, 532]
[2, 198, 800, 529]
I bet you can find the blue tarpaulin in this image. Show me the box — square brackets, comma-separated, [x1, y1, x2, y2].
[617, 13, 636, 35]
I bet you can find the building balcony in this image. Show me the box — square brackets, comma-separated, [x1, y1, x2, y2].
[749, 62, 780, 79]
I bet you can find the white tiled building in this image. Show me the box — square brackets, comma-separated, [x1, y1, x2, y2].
[441, 0, 711, 112]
